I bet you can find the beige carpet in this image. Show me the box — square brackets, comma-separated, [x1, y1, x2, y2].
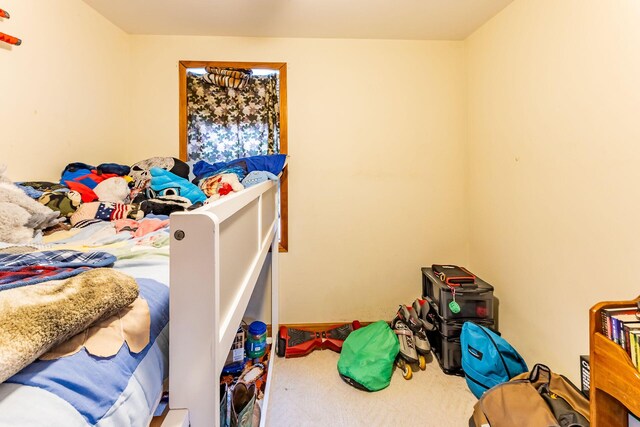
[265, 350, 476, 426]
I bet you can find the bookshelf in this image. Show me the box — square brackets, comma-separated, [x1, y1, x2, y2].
[590, 298, 640, 426]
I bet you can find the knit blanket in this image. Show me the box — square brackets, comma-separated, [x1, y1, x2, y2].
[0, 268, 139, 383]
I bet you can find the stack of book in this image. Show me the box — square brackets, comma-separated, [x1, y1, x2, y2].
[601, 305, 640, 369]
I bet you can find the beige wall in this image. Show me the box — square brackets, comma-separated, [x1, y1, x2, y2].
[0, 0, 130, 181]
[129, 36, 469, 323]
[467, 0, 640, 382]
[13, 0, 633, 383]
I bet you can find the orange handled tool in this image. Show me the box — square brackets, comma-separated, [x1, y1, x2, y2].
[0, 9, 9, 19]
[0, 32, 21, 46]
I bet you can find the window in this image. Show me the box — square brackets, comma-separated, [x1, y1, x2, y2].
[178, 61, 288, 251]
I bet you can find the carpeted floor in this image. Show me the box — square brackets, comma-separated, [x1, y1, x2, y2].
[266, 350, 476, 426]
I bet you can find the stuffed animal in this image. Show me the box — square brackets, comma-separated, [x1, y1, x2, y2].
[38, 189, 82, 218]
[0, 165, 60, 243]
[200, 173, 244, 201]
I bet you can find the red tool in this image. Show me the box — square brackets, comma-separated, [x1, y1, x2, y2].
[0, 31, 20, 46]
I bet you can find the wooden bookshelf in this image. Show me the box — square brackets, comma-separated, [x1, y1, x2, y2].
[590, 298, 640, 426]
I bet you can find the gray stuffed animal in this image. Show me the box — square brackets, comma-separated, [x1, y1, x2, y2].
[0, 165, 60, 243]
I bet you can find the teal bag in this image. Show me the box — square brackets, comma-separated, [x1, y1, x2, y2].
[337, 320, 399, 392]
[461, 321, 528, 398]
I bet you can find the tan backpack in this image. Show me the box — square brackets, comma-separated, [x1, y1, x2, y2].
[470, 364, 590, 427]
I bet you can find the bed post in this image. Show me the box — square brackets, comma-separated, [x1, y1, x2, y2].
[167, 211, 221, 426]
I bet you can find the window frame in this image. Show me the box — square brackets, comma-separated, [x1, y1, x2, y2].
[178, 60, 288, 252]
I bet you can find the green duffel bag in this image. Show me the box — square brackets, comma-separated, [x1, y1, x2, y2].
[337, 320, 399, 392]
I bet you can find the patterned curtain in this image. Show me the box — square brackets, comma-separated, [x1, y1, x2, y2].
[186, 70, 280, 163]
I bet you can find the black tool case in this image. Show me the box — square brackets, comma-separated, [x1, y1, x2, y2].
[421, 267, 497, 375]
[422, 267, 494, 321]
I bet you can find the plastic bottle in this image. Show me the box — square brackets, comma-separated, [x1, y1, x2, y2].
[246, 321, 267, 358]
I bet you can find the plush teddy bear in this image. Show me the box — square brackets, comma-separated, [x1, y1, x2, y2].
[0, 165, 60, 243]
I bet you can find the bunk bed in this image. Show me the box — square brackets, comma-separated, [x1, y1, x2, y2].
[0, 166, 280, 427]
[165, 179, 279, 427]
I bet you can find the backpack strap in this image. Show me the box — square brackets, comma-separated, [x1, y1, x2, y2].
[528, 363, 552, 387]
[475, 322, 512, 378]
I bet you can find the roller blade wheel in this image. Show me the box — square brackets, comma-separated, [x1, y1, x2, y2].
[419, 354, 426, 371]
[396, 359, 413, 380]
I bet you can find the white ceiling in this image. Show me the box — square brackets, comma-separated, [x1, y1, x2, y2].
[82, 0, 514, 40]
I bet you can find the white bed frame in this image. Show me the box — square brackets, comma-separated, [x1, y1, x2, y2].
[163, 180, 280, 427]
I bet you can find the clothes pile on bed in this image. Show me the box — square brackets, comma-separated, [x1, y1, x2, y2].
[1, 154, 286, 246]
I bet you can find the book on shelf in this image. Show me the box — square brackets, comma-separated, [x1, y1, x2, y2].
[632, 330, 640, 369]
[615, 316, 640, 347]
[579, 355, 590, 398]
[602, 306, 637, 340]
[623, 322, 640, 355]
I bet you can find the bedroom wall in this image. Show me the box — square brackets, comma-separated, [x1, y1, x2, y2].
[127, 36, 469, 323]
[0, 0, 130, 181]
[466, 0, 640, 382]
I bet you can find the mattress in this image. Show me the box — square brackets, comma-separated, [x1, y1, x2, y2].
[0, 257, 170, 427]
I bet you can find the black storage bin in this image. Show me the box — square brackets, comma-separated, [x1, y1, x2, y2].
[427, 329, 463, 376]
[427, 316, 497, 375]
[434, 315, 495, 337]
[422, 267, 494, 321]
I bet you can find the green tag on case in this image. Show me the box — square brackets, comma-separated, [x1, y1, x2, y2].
[449, 300, 461, 314]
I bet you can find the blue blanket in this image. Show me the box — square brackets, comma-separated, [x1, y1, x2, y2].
[193, 153, 287, 182]
[6, 279, 169, 425]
